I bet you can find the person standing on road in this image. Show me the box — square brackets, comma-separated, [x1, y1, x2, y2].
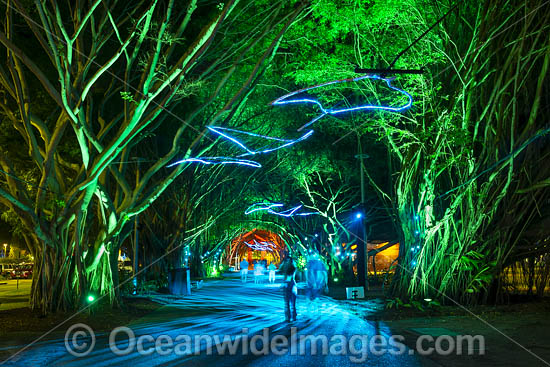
[282, 258, 298, 322]
[306, 252, 328, 314]
[268, 263, 277, 284]
[254, 262, 264, 284]
[240, 259, 249, 283]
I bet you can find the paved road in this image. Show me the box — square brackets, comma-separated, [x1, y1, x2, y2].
[2, 274, 437, 366]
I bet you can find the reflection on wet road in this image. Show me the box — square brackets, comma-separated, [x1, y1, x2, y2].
[3, 274, 434, 366]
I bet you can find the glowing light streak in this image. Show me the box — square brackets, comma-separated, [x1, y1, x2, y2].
[167, 127, 314, 169]
[167, 157, 261, 168]
[244, 240, 276, 251]
[270, 75, 413, 131]
[273, 205, 317, 217]
[244, 202, 318, 217]
[207, 126, 313, 156]
[244, 203, 284, 215]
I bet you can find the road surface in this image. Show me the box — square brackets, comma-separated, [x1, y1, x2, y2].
[1, 274, 437, 366]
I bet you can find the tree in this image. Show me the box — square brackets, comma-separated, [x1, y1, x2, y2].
[253, 0, 550, 303]
[0, 0, 306, 312]
[136, 152, 265, 282]
[377, 0, 550, 303]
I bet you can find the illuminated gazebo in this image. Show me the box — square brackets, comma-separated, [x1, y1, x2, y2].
[225, 228, 287, 269]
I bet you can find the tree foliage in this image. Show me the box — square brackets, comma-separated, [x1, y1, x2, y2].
[0, 0, 306, 312]
[247, 0, 550, 303]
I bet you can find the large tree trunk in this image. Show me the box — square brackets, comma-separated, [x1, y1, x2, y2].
[28, 217, 124, 313]
[388, 0, 550, 303]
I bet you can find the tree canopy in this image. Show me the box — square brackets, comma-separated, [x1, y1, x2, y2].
[0, 0, 549, 311]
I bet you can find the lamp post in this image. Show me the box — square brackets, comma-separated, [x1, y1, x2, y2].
[130, 157, 147, 293]
[355, 145, 370, 290]
[3, 243, 6, 258]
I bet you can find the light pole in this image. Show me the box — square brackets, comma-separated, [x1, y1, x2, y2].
[130, 157, 146, 293]
[3, 243, 6, 258]
[355, 143, 370, 290]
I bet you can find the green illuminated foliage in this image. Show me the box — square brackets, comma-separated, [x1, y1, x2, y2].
[0, 0, 307, 312]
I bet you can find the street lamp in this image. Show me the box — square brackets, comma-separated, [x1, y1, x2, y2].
[130, 157, 147, 293]
[3, 243, 6, 258]
[355, 150, 370, 290]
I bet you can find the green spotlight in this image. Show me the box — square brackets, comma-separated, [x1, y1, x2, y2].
[87, 295, 95, 303]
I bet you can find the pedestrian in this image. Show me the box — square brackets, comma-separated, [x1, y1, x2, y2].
[306, 252, 328, 314]
[268, 263, 277, 284]
[240, 258, 249, 283]
[282, 258, 298, 322]
[254, 262, 264, 284]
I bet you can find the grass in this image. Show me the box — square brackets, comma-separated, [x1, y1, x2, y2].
[0, 297, 161, 333]
[0, 296, 162, 361]
[371, 295, 550, 321]
[0, 279, 32, 310]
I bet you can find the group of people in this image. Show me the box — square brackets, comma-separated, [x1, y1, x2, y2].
[238, 253, 328, 323]
[239, 259, 277, 284]
[280, 252, 328, 323]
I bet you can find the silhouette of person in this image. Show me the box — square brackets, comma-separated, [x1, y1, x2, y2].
[254, 262, 264, 284]
[306, 252, 328, 313]
[240, 259, 249, 283]
[268, 263, 277, 284]
[283, 258, 297, 322]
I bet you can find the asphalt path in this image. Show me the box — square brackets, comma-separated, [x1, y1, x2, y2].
[2, 274, 438, 366]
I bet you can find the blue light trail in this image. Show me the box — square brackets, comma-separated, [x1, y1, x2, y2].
[244, 240, 276, 251]
[270, 75, 413, 131]
[166, 157, 261, 168]
[244, 203, 284, 215]
[207, 126, 313, 156]
[245, 202, 318, 217]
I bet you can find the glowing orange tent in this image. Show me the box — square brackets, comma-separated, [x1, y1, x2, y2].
[225, 228, 287, 269]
